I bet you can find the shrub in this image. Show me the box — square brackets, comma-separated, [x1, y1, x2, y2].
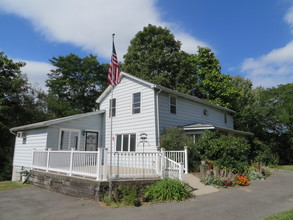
[195, 131, 250, 173]
[144, 179, 191, 201]
[200, 168, 236, 187]
[160, 127, 188, 151]
[250, 138, 279, 166]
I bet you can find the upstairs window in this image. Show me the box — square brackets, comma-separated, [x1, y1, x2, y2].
[116, 134, 136, 152]
[224, 113, 227, 124]
[132, 92, 141, 114]
[109, 98, 116, 117]
[170, 96, 177, 114]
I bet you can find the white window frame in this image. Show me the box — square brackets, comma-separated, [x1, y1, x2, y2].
[169, 95, 177, 114]
[109, 98, 116, 118]
[132, 92, 141, 114]
[58, 128, 81, 150]
[84, 129, 100, 151]
[115, 133, 136, 152]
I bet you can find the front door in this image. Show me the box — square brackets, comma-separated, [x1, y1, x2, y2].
[85, 131, 99, 151]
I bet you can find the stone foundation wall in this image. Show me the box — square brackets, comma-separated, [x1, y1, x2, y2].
[29, 170, 158, 200]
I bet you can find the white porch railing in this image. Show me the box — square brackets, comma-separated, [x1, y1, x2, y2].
[163, 147, 188, 174]
[109, 151, 161, 178]
[31, 148, 187, 181]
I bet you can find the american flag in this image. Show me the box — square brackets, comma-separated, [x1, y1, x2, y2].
[108, 41, 120, 86]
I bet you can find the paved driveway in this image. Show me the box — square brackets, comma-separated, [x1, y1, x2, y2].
[0, 170, 292, 220]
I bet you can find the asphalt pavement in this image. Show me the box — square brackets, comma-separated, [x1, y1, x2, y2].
[0, 169, 292, 220]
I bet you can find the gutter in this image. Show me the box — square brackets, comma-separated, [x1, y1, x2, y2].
[9, 129, 17, 135]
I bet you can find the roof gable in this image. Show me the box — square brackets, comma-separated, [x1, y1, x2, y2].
[96, 72, 235, 114]
[96, 72, 155, 103]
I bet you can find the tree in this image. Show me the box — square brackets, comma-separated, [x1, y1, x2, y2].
[0, 52, 48, 180]
[189, 47, 240, 108]
[46, 53, 108, 117]
[259, 84, 293, 164]
[123, 24, 194, 94]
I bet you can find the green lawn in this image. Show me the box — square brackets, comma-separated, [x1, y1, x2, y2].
[263, 209, 293, 220]
[273, 165, 293, 171]
[0, 181, 30, 192]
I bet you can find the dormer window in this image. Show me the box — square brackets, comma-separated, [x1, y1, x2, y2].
[132, 92, 141, 114]
[109, 98, 116, 117]
[170, 96, 177, 114]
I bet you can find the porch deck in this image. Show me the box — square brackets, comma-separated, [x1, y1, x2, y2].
[32, 148, 188, 181]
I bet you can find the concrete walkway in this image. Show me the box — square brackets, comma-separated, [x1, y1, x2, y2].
[0, 170, 292, 220]
[183, 173, 219, 195]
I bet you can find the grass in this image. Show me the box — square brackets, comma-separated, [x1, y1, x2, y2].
[0, 181, 30, 192]
[271, 165, 293, 171]
[263, 209, 293, 220]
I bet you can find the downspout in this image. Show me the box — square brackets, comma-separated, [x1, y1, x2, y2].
[156, 88, 162, 147]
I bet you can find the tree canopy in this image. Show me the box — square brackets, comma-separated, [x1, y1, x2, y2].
[0, 52, 48, 180]
[123, 24, 194, 94]
[46, 53, 108, 117]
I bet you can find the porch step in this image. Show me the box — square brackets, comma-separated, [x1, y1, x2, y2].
[183, 173, 219, 196]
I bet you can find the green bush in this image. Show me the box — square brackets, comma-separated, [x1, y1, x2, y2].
[201, 175, 235, 187]
[116, 185, 139, 206]
[144, 179, 191, 201]
[160, 127, 188, 151]
[195, 131, 251, 173]
[250, 138, 279, 165]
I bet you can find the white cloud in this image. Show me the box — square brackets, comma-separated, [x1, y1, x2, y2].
[0, 0, 207, 60]
[240, 5, 293, 88]
[19, 60, 53, 90]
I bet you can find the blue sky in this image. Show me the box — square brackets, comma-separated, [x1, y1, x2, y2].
[1, 0, 293, 89]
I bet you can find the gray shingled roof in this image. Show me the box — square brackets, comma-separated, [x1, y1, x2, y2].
[10, 110, 105, 132]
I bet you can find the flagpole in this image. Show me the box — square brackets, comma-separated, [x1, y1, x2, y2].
[109, 33, 115, 200]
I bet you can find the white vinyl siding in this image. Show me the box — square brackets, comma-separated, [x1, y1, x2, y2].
[13, 128, 47, 168]
[47, 113, 104, 151]
[100, 77, 157, 152]
[158, 91, 234, 135]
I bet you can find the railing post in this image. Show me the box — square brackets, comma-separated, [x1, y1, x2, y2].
[31, 148, 36, 170]
[184, 146, 188, 174]
[179, 163, 183, 181]
[160, 148, 165, 179]
[96, 149, 102, 180]
[103, 148, 108, 180]
[46, 148, 51, 172]
[69, 148, 74, 176]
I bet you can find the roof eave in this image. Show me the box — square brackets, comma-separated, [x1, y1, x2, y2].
[10, 110, 106, 132]
[153, 85, 236, 114]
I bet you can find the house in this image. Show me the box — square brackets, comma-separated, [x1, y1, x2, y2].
[10, 72, 252, 181]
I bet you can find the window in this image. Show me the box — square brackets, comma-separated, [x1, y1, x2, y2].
[116, 134, 136, 152]
[59, 129, 80, 150]
[85, 131, 99, 151]
[170, 96, 176, 114]
[224, 113, 227, 124]
[109, 98, 116, 117]
[132, 92, 141, 114]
